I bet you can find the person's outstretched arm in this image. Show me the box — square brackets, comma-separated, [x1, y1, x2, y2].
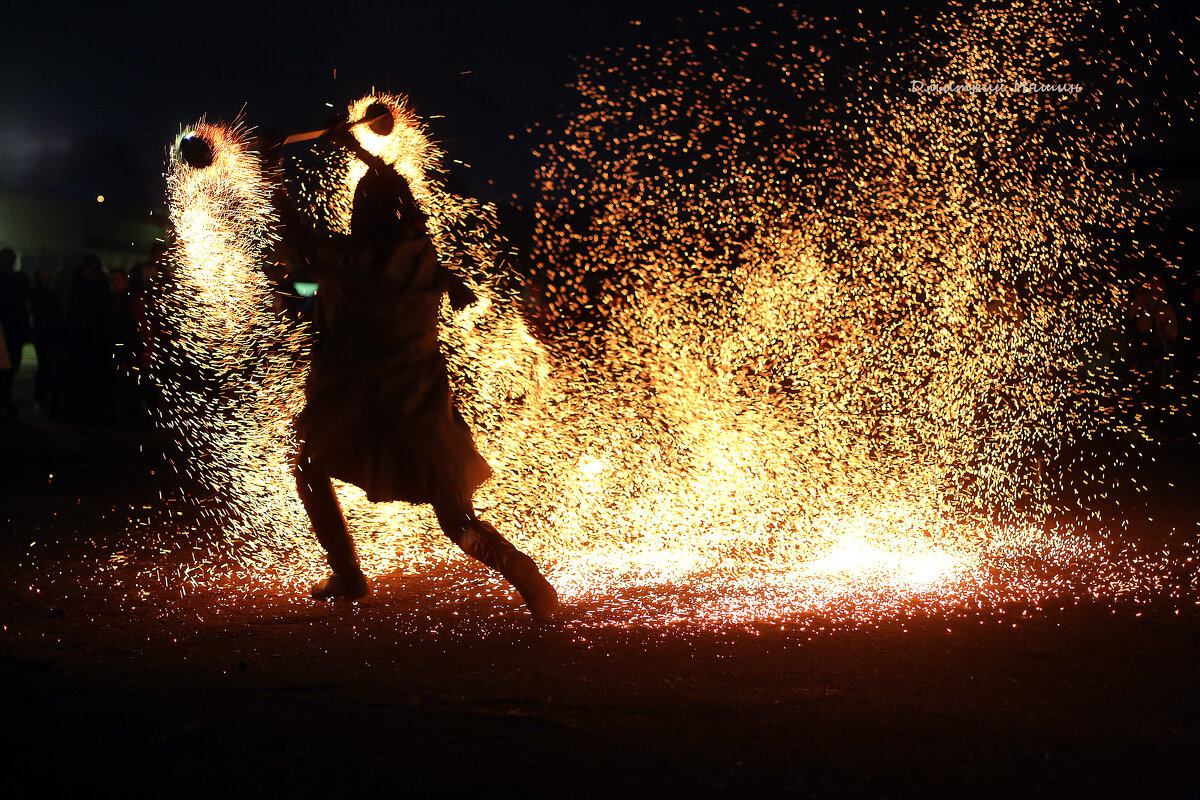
[328, 122, 478, 309]
[327, 124, 429, 233]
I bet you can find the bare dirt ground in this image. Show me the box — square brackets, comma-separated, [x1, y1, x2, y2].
[2, 409, 1199, 799]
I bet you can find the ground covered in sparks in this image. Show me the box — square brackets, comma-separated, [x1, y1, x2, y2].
[3, 416, 1199, 797]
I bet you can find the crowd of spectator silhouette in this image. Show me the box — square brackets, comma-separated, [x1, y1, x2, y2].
[0, 245, 164, 423]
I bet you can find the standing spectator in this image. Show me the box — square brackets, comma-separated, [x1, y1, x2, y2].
[0, 248, 32, 414]
[29, 266, 65, 413]
[110, 268, 141, 419]
[0, 322, 11, 390]
[64, 254, 113, 421]
[129, 243, 168, 414]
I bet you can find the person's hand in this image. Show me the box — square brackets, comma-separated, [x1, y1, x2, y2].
[328, 127, 358, 151]
[323, 114, 357, 150]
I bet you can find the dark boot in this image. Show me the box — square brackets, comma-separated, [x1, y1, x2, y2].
[311, 571, 369, 601]
[456, 520, 558, 621]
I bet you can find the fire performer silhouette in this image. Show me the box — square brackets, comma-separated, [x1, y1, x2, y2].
[267, 109, 558, 620]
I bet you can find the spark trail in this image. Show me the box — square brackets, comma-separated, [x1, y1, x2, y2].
[148, 1, 1196, 627]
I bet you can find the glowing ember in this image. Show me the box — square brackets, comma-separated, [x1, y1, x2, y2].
[144, 2, 1196, 628]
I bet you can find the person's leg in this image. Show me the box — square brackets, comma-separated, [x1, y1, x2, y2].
[9, 337, 23, 373]
[295, 447, 368, 599]
[0, 370, 12, 413]
[0, 335, 18, 411]
[433, 495, 558, 621]
[33, 338, 50, 408]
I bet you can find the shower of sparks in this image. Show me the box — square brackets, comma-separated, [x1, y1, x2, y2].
[143, 1, 1198, 628]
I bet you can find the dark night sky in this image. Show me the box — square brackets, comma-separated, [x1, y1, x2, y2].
[0, 0, 731, 206]
[1, 0, 1195, 209]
